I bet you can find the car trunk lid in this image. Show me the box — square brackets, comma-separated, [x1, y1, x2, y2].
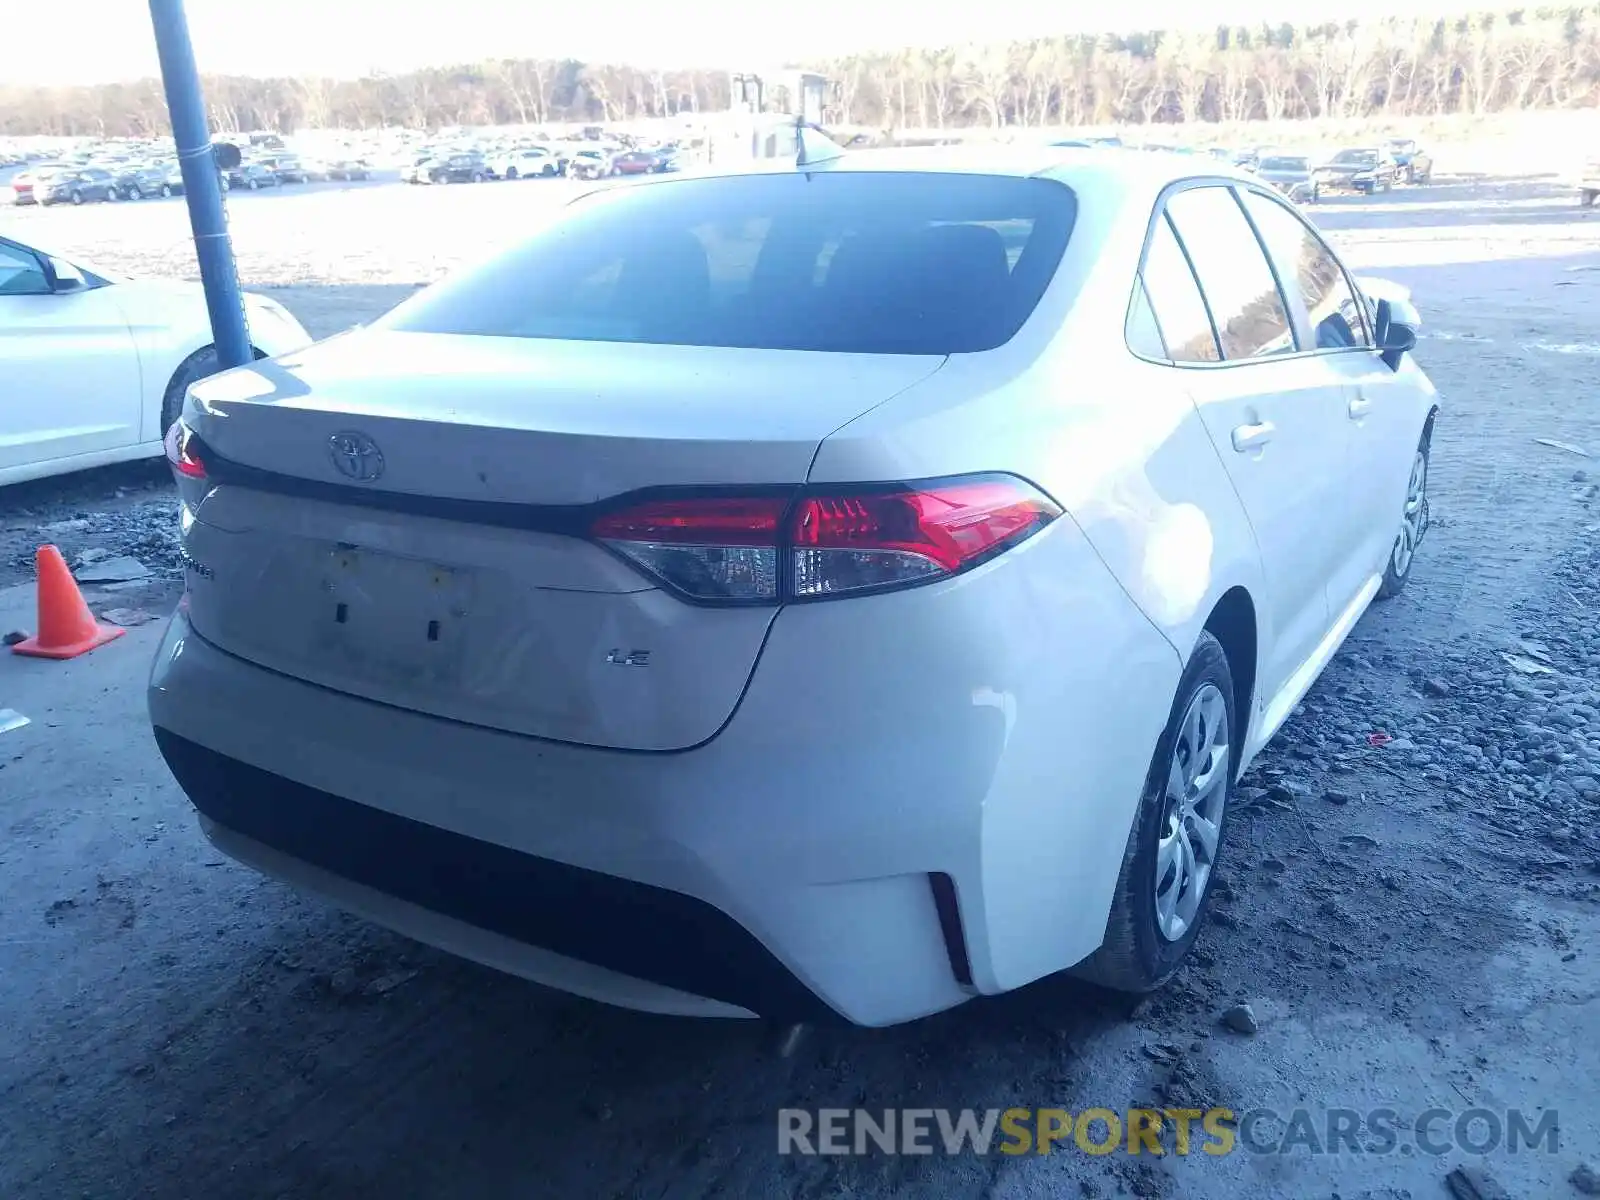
[179, 330, 945, 750]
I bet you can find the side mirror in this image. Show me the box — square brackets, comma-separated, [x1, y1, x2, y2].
[1374, 297, 1419, 370]
[46, 257, 87, 293]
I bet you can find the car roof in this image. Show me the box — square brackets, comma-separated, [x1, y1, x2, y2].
[677, 143, 1259, 197]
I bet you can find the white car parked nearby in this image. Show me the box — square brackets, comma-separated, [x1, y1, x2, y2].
[0, 235, 313, 487]
[491, 147, 565, 179]
[149, 147, 1438, 1028]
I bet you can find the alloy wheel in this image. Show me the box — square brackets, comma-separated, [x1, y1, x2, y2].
[1392, 449, 1428, 577]
[1153, 682, 1230, 942]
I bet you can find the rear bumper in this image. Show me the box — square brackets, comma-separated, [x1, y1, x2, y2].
[148, 519, 1179, 1026]
[156, 728, 824, 1020]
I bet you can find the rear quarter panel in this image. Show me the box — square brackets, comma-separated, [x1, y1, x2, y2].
[807, 169, 1267, 986]
[810, 168, 1266, 690]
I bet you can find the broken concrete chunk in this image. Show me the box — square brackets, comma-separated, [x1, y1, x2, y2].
[100, 608, 159, 628]
[74, 556, 150, 584]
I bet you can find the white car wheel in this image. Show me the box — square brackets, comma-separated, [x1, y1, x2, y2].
[1378, 439, 1430, 599]
[1075, 631, 1236, 992]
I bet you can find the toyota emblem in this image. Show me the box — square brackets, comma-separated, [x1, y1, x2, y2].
[328, 431, 385, 482]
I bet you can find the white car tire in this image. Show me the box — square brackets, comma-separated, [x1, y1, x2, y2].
[1075, 631, 1237, 994]
[1377, 433, 1431, 600]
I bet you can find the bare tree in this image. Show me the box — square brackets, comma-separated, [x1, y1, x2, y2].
[5, 5, 1600, 139]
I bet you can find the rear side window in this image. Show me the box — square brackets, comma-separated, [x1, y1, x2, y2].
[1139, 214, 1219, 363]
[380, 172, 1078, 355]
[1165, 186, 1297, 360]
[0, 244, 50, 296]
[1240, 191, 1372, 349]
[1124, 278, 1167, 360]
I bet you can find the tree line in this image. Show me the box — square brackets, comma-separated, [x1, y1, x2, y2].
[4, 5, 1599, 138]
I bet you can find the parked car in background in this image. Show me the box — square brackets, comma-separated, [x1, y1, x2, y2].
[150, 150, 1438, 1028]
[326, 158, 372, 181]
[1383, 139, 1433, 184]
[115, 164, 170, 200]
[227, 162, 281, 190]
[8, 164, 73, 206]
[1254, 154, 1318, 203]
[611, 149, 663, 176]
[492, 147, 563, 179]
[402, 156, 438, 184]
[0, 232, 311, 486]
[1314, 147, 1398, 195]
[38, 167, 120, 205]
[157, 162, 228, 197]
[568, 148, 613, 180]
[260, 154, 308, 183]
[434, 153, 491, 183]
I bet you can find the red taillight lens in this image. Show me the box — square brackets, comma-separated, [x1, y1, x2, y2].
[790, 477, 1061, 598]
[590, 495, 789, 602]
[163, 419, 206, 480]
[590, 475, 1059, 604]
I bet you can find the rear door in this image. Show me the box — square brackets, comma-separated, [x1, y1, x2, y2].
[0, 241, 143, 475]
[1238, 188, 1414, 615]
[1144, 184, 1352, 705]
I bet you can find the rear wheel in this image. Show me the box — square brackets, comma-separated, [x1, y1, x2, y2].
[161, 344, 264, 433]
[505, 166, 519, 180]
[106, 187, 120, 202]
[161, 184, 174, 197]
[71, 189, 84, 205]
[1074, 633, 1236, 993]
[1583, 189, 1599, 209]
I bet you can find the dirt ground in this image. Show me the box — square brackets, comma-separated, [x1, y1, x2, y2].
[2, 172, 1600, 1200]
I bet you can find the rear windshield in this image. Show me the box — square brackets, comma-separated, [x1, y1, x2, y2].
[378, 171, 1078, 355]
[1260, 157, 1307, 171]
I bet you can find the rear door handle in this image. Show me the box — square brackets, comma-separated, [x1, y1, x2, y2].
[1348, 395, 1374, 419]
[1231, 420, 1276, 452]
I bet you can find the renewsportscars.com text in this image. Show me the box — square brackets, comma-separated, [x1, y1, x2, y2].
[777, 1106, 1560, 1158]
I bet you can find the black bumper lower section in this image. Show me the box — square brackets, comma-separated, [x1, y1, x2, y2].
[153, 729, 834, 1021]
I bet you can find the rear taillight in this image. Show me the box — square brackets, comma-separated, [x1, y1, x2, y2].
[590, 474, 1060, 604]
[589, 495, 788, 602]
[163, 418, 207, 480]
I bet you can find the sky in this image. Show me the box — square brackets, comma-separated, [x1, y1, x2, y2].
[5, 0, 1456, 85]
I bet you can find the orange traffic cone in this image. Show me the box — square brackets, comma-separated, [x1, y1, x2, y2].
[10, 545, 126, 660]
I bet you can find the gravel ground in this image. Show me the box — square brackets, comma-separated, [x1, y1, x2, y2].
[2, 173, 1599, 1199]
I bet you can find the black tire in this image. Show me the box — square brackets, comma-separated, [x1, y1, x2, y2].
[71, 189, 84, 205]
[505, 166, 519, 180]
[160, 344, 264, 433]
[542, 163, 556, 176]
[247, 178, 259, 190]
[1376, 433, 1431, 600]
[106, 188, 120, 202]
[161, 184, 174, 197]
[1582, 189, 1599, 209]
[473, 171, 485, 183]
[1074, 632, 1237, 993]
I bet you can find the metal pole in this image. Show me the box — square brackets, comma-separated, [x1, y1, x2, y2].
[147, 0, 252, 369]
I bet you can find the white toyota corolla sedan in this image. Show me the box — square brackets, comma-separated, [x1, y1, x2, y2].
[148, 146, 1437, 1027]
[0, 233, 311, 487]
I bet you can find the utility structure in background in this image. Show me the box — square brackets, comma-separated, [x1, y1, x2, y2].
[147, 0, 252, 371]
[720, 70, 835, 164]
